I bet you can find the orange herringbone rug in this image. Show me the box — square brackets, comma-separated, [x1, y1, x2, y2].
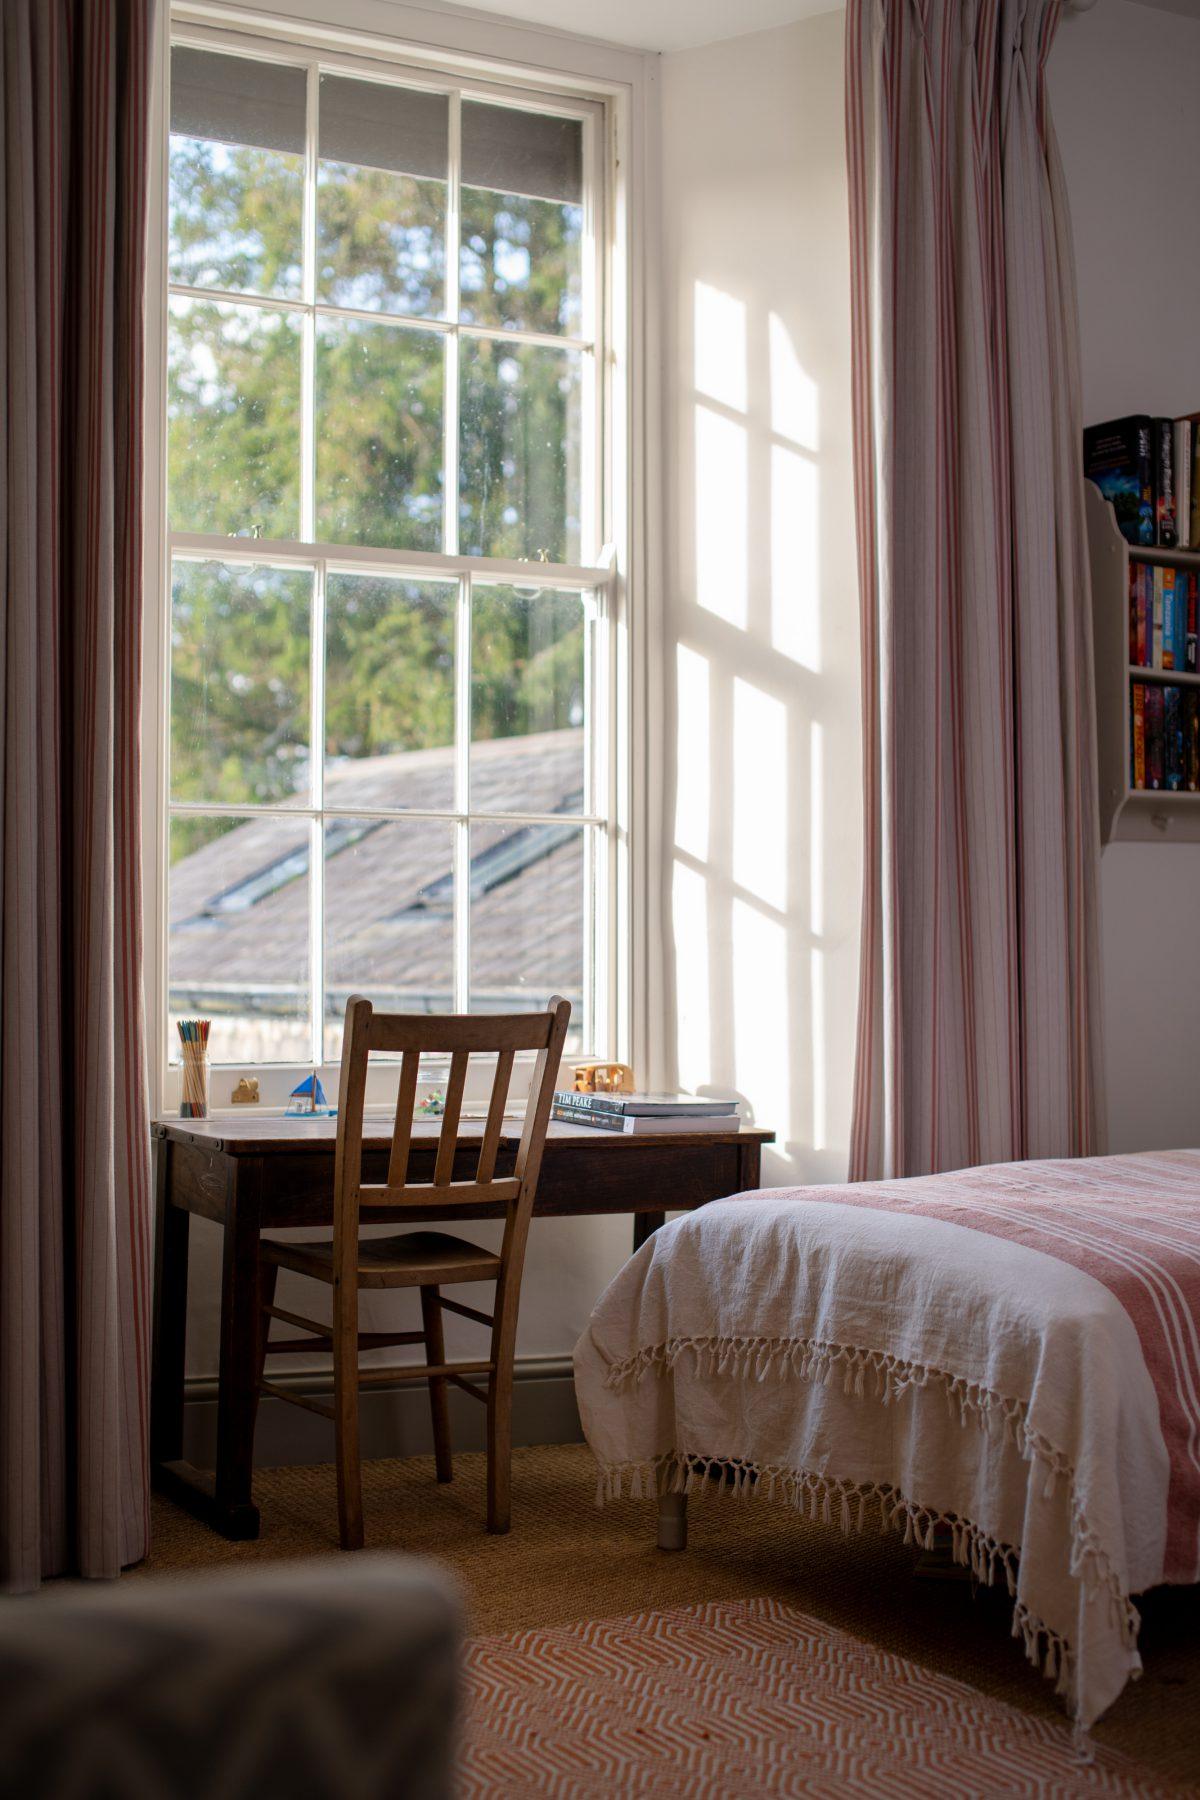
[461, 1596, 1178, 1798]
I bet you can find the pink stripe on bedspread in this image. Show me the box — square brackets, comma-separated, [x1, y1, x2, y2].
[797, 1151, 1200, 1582]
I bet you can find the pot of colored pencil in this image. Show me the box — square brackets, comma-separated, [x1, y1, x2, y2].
[178, 1019, 210, 1118]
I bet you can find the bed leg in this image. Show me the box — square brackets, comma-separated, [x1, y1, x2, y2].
[657, 1491, 687, 1552]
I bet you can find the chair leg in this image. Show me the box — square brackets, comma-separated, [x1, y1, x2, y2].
[420, 1285, 453, 1484]
[333, 1279, 364, 1552]
[252, 1262, 279, 1449]
[486, 1355, 514, 1535]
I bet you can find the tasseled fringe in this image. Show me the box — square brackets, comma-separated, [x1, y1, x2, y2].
[600, 1332, 1139, 1663]
[594, 1448, 1142, 1722]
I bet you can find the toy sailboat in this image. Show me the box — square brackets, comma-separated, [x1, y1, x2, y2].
[286, 1072, 335, 1117]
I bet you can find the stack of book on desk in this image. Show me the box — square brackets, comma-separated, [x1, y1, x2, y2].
[550, 1091, 741, 1134]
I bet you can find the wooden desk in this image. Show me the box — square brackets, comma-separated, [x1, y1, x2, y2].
[151, 1115, 773, 1540]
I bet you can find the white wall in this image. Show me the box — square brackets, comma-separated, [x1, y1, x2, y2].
[658, 10, 862, 1187]
[1052, 0, 1200, 1153]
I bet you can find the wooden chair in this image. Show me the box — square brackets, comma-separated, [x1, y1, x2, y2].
[255, 993, 571, 1550]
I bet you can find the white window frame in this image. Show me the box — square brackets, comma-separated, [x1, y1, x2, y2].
[143, 1, 659, 1114]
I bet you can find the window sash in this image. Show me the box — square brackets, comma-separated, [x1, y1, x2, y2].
[157, 21, 617, 1106]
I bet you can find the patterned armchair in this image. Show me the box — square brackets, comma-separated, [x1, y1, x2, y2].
[0, 1554, 461, 1798]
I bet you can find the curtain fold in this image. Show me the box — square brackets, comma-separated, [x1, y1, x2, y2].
[845, 0, 1104, 1181]
[1, 0, 155, 1591]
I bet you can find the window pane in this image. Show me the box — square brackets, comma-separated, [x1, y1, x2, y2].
[460, 187, 582, 338]
[171, 560, 311, 807]
[169, 814, 310, 1063]
[325, 574, 457, 813]
[168, 296, 301, 537]
[469, 820, 586, 1047]
[315, 318, 444, 550]
[169, 49, 305, 299]
[324, 817, 455, 1059]
[471, 586, 586, 812]
[318, 76, 447, 318]
[459, 339, 581, 562]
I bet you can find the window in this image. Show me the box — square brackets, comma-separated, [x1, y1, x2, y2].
[160, 30, 616, 1090]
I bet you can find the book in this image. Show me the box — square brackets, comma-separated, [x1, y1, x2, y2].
[1145, 683, 1165, 789]
[1083, 416, 1155, 546]
[1155, 417, 1178, 548]
[1165, 686, 1185, 790]
[1131, 682, 1146, 789]
[1131, 562, 1152, 666]
[1152, 567, 1165, 668]
[1187, 690, 1200, 791]
[553, 1089, 738, 1118]
[1176, 419, 1192, 549]
[1162, 567, 1179, 670]
[551, 1104, 738, 1135]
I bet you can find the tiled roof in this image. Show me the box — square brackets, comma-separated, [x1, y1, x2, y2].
[170, 728, 586, 1012]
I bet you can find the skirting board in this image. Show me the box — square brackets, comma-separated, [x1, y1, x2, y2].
[182, 1355, 583, 1469]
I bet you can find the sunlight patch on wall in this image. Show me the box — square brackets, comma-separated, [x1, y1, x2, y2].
[695, 404, 748, 628]
[769, 312, 818, 451]
[732, 897, 790, 1138]
[672, 859, 711, 1094]
[809, 719, 825, 936]
[771, 443, 820, 671]
[733, 677, 787, 913]
[694, 281, 747, 414]
[811, 946, 827, 1152]
[675, 644, 710, 861]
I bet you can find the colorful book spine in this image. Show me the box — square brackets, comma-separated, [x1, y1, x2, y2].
[1176, 419, 1192, 549]
[1162, 567, 1179, 670]
[1187, 690, 1200, 792]
[1152, 568, 1165, 668]
[1144, 565, 1158, 666]
[1132, 682, 1147, 789]
[1156, 418, 1177, 548]
[1083, 416, 1155, 546]
[1165, 685, 1185, 790]
[1145, 684, 1165, 789]
[1187, 572, 1198, 674]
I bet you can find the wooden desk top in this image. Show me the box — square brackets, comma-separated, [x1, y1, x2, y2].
[156, 1115, 775, 1157]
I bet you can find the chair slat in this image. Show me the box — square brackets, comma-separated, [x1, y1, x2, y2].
[368, 1014, 555, 1055]
[477, 1048, 514, 1184]
[388, 1050, 421, 1187]
[358, 1177, 520, 1209]
[434, 1050, 469, 1186]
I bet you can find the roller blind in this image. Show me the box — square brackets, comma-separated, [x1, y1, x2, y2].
[461, 101, 582, 205]
[170, 47, 306, 155]
[319, 75, 449, 182]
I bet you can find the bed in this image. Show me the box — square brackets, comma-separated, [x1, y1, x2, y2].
[573, 1151, 1200, 1730]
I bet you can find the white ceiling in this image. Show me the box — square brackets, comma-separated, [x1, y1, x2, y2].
[437, 0, 840, 55]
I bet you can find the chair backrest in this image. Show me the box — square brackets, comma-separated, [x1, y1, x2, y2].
[331, 995, 572, 1258]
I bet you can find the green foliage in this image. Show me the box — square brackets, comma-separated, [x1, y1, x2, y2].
[167, 123, 589, 817]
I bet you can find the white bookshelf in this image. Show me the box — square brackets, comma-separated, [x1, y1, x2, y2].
[1085, 478, 1200, 844]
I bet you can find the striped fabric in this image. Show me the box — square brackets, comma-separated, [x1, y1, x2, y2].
[844, 0, 1105, 1179]
[1, 0, 155, 1590]
[821, 1151, 1200, 1584]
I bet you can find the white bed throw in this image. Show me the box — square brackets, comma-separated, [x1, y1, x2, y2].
[574, 1155, 1200, 1729]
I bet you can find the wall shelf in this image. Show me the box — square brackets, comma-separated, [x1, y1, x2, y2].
[1086, 478, 1200, 844]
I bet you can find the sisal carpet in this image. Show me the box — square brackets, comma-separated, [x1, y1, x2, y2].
[462, 1596, 1181, 1798]
[141, 1443, 1200, 1791]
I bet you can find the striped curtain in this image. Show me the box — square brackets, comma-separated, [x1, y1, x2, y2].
[844, 0, 1105, 1180]
[1, 0, 155, 1589]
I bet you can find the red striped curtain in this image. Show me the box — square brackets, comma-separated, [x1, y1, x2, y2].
[844, 0, 1104, 1180]
[1, 0, 155, 1589]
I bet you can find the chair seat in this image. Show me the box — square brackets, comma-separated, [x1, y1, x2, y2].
[262, 1230, 503, 1290]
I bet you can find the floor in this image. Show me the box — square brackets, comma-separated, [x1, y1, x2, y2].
[139, 1443, 1200, 1791]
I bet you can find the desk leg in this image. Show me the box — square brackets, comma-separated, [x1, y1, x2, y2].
[212, 1158, 264, 1541]
[150, 1134, 188, 1465]
[632, 1210, 666, 1254]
